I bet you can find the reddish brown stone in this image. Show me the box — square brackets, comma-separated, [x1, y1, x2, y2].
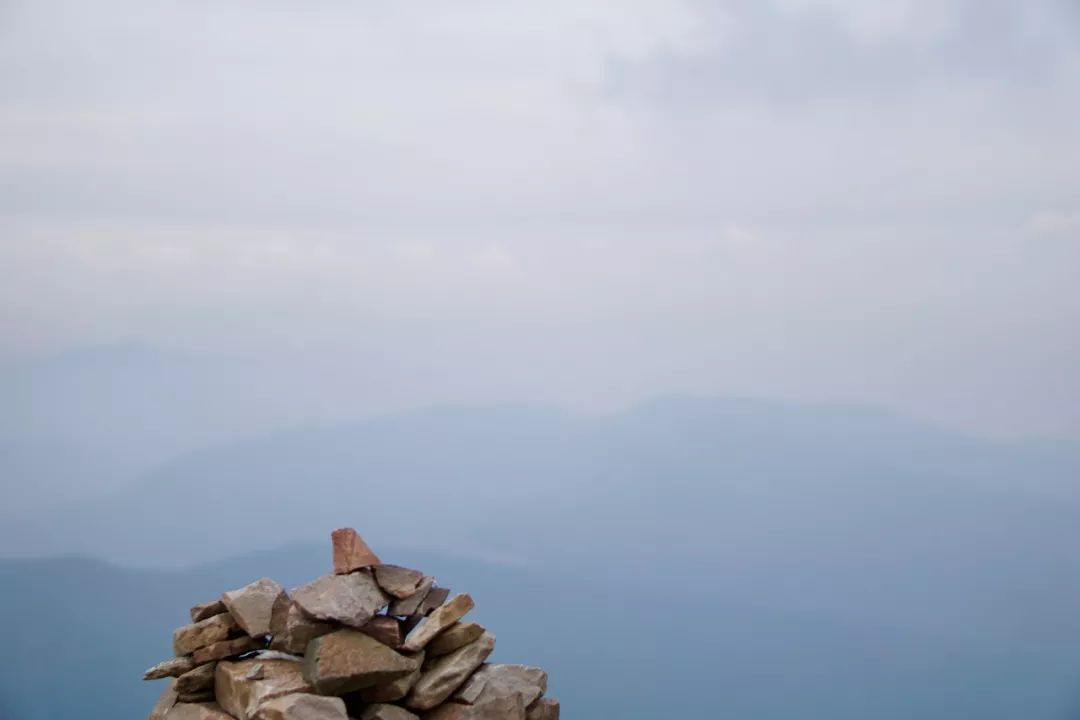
[302, 629, 419, 695]
[332, 528, 381, 574]
[193, 635, 263, 664]
[360, 616, 403, 647]
[418, 587, 450, 616]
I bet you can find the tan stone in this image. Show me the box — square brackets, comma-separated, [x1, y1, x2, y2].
[165, 702, 234, 720]
[360, 615, 402, 647]
[526, 698, 560, 720]
[222, 578, 289, 637]
[302, 629, 419, 695]
[454, 664, 547, 708]
[193, 636, 263, 664]
[349, 651, 424, 703]
[149, 678, 178, 719]
[405, 631, 495, 710]
[269, 602, 334, 655]
[177, 691, 215, 703]
[215, 660, 313, 720]
[387, 577, 433, 617]
[175, 662, 217, 696]
[190, 600, 227, 623]
[427, 622, 484, 657]
[173, 613, 238, 656]
[372, 565, 425, 599]
[292, 572, 389, 629]
[332, 528, 381, 573]
[425, 695, 525, 720]
[255, 693, 348, 720]
[401, 594, 474, 653]
[358, 703, 419, 720]
[145, 656, 197, 680]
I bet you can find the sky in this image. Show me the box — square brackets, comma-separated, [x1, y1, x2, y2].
[1, 0, 1079, 438]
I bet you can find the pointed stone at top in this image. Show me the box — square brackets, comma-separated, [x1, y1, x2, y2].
[332, 528, 382, 574]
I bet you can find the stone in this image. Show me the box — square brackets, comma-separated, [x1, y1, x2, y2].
[145, 656, 197, 680]
[193, 636, 263, 664]
[176, 662, 217, 696]
[455, 664, 547, 707]
[149, 679, 178, 719]
[332, 528, 381, 573]
[405, 631, 495, 711]
[401, 594, 474, 653]
[358, 703, 419, 720]
[302, 629, 419, 695]
[191, 599, 227, 623]
[348, 652, 424, 703]
[269, 602, 335, 655]
[359, 615, 402, 647]
[215, 660, 313, 720]
[177, 691, 216, 703]
[165, 703, 235, 720]
[427, 622, 485, 657]
[373, 565, 425, 599]
[526, 698, 560, 720]
[387, 577, 433, 617]
[255, 693, 348, 720]
[292, 572, 389, 629]
[417, 586, 450, 616]
[174, 613, 238, 656]
[222, 578, 289, 637]
[425, 695, 525, 720]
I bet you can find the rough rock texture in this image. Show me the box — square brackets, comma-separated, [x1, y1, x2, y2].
[254, 693, 348, 720]
[454, 664, 547, 708]
[149, 679, 179, 719]
[215, 660, 313, 720]
[372, 566, 425, 599]
[387, 577, 433, 617]
[222, 578, 289, 638]
[401, 594, 474, 653]
[191, 600, 228, 623]
[166, 702, 236, 720]
[358, 703, 420, 720]
[427, 623, 484, 657]
[416, 587, 450, 616]
[174, 613, 239, 656]
[425, 695, 526, 720]
[302, 629, 419, 696]
[359, 616, 402, 648]
[193, 636, 264, 664]
[270, 603, 335, 655]
[176, 662, 218, 696]
[292, 572, 389, 629]
[405, 631, 495, 711]
[349, 652, 424, 703]
[146, 656, 197, 680]
[525, 698, 560, 720]
[332, 528, 381, 573]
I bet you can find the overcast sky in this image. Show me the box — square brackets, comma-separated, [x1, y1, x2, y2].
[1, 0, 1078, 438]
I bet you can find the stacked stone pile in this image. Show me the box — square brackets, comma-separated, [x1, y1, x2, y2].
[143, 528, 559, 720]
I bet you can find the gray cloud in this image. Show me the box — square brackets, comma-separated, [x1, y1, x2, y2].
[1, 0, 1078, 438]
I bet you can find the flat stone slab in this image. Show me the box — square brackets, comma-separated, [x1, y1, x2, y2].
[424, 695, 525, 720]
[146, 656, 197, 680]
[292, 572, 389, 629]
[193, 636, 263, 664]
[190, 599, 227, 623]
[454, 664, 547, 708]
[373, 565, 425, 599]
[428, 622, 484, 657]
[405, 631, 495, 711]
[270, 602, 335, 655]
[302, 629, 419, 696]
[222, 578, 289, 637]
[176, 662, 217, 696]
[174, 613, 238, 656]
[402, 594, 474, 653]
[349, 651, 424, 704]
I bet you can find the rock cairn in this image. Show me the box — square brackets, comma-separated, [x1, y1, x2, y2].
[143, 528, 559, 720]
